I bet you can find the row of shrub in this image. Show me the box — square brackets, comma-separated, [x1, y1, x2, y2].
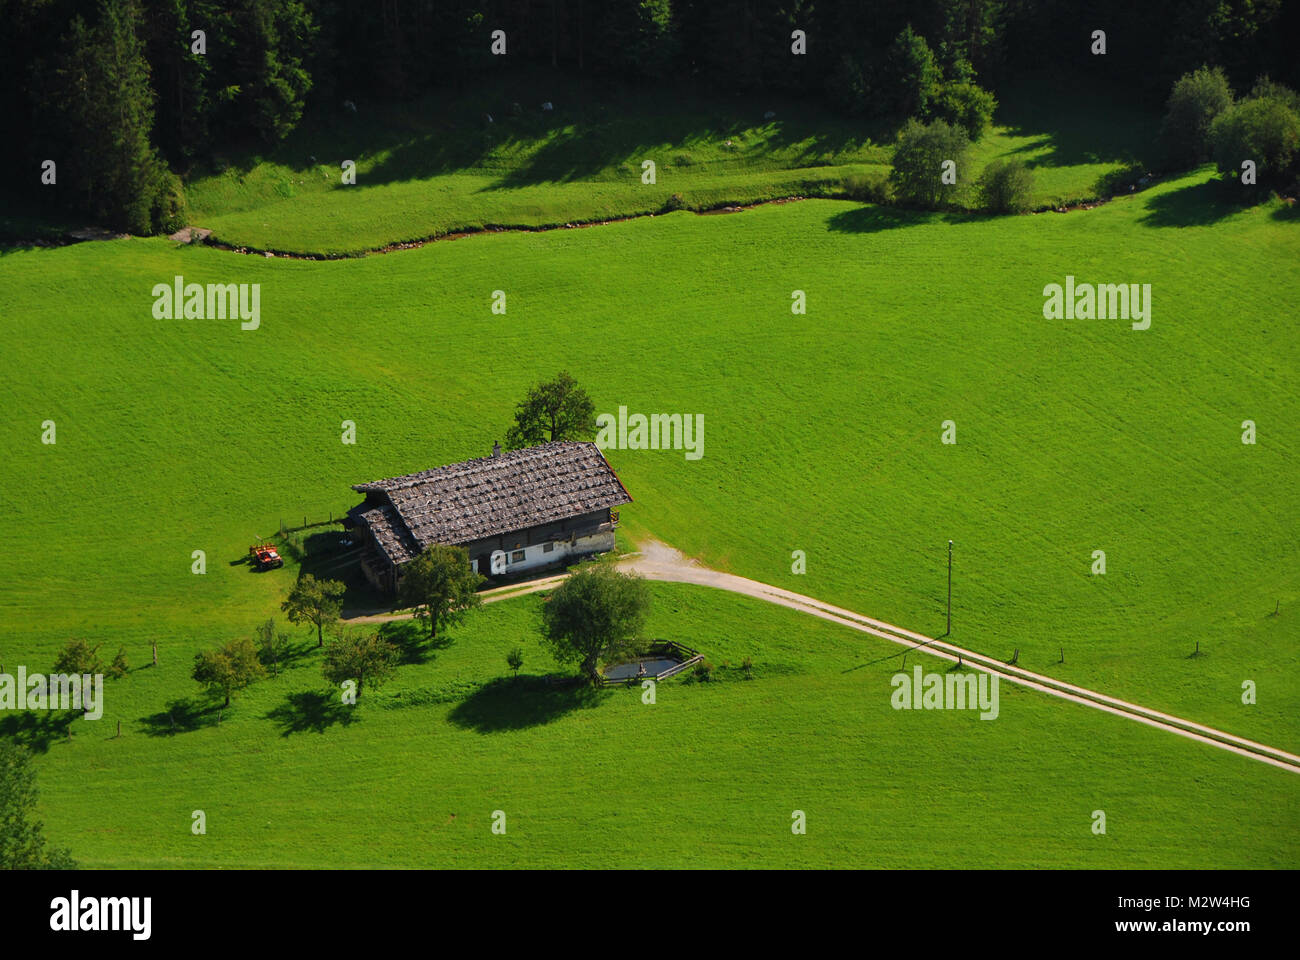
[842, 64, 1300, 219]
[841, 119, 1035, 215]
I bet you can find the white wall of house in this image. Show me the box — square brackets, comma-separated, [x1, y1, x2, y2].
[495, 530, 616, 574]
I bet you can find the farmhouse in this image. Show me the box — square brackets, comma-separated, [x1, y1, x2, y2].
[346, 441, 632, 593]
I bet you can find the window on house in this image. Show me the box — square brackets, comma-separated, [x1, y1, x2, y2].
[542, 542, 554, 553]
[511, 550, 526, 563]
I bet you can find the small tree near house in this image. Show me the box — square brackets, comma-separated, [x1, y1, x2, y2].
[254, 618, 289, 676]
[505, 371, 597, 449]
[398, 544, 484, 641]
[321, 629, 398, 701]
[191, 637, 265, 708]
[281, 574, 345, 647]
[540, 562, 650, 682]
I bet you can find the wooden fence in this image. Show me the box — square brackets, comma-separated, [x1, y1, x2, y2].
[278, 511, 349, 536]
[598, 639, 704, 686]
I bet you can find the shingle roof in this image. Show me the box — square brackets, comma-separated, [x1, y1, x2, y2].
[352, 442, 631, 558]
[349, 503, 422, 564]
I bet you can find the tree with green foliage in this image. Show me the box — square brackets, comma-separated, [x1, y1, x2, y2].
[886, 25, 942, 118]
[141, 0, 215, 164]
[398, 544, 484, 641]
[191, 636, 265, 708]
[53, 638, 103, 676]
[254, 618, 289, 676]
[282, 574, 346, 647]
[109, 646, 129, 679]
[506, 647, 524, 678]
[828, 53, 871, 116]
[234, 0, 316, 144]
[1249, 76, 1300, 116]
[978, 157, 1035, 213]
[505, 372, 598, 449]
[928, 80, 997, 140]
[0, 742, 76, 869]
[1160, 66, 1234, 166]
[540, 562, 650, 682]
[585, 0, 678, 80]
[889, 118, 971, 209]
[1209, 94, 1300, 191]
[321, 630, 398, 700]
[43, 0, 177, 234]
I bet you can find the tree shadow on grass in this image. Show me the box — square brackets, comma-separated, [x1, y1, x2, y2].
[1137, 177, 1253, 228]
[261, 638, 317, 677]
[447, 676, 606, 733]
[825, 204, 933, 234]
[377, 619, 451, 665]
[994, 76, 1157, 172]
[0, 710, 81, 753]
[139, 697, 223, 737]
[826, 203, 989, 234]
[265, 691, 356, 736]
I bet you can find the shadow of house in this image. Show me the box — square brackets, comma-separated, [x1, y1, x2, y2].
[265, 691, 356, 736]
[281, 526, 389, 617]
[447, 676, 606, 733]
[139, 697, 223, 737]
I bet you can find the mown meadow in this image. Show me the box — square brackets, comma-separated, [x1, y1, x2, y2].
[181, 74, 1154, 255]
[1, 124, 1296, 866]
[11, 585, 1299, 869]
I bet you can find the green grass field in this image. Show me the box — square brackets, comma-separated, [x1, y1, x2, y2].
[1, 81, 1297, 867]
[16, 585, 1298, 869]
[179, 74, 1155, 255]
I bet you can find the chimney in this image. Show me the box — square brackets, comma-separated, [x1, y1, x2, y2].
[492, 441, 502, 458]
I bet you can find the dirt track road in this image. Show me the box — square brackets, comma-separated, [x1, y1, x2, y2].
[346, 540, 1300, 774]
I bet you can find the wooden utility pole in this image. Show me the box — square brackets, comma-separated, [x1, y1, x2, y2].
[947, 540, 953, 636]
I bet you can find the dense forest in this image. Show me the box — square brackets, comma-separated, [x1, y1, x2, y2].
[2, 0, 1296, 233]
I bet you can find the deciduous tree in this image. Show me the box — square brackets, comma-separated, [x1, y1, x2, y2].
[0, 742, 76, 869]
[53, 639, 103, 676]
[540, 563, 650, 681]
[192, 637, 266, 707]
[322, 630, 398, 700]
[398, 545, 484, 641]
[505, 372, 597, 449]
[282, 574, 346, 647]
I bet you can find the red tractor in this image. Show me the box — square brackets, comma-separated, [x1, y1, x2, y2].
[249, 543, 284, 570]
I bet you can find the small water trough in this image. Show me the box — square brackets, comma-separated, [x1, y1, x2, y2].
[599, 640, 702, 685]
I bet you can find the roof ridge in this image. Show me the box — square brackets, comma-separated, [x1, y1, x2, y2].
[349, 441, 631, 556]
[353, 440, 592, 493]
